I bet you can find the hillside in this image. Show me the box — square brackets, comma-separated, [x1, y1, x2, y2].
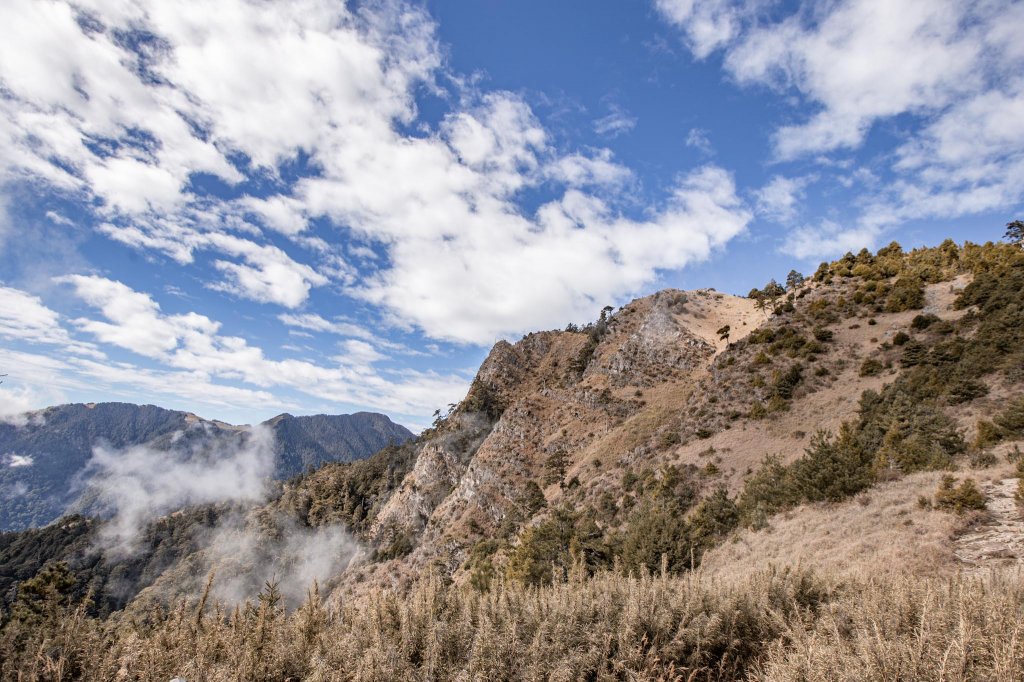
[0, 404, 412, 531]
[2, 238, 1024, 680]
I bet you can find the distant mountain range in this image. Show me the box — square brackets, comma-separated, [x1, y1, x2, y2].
[0, 403, 412, 531]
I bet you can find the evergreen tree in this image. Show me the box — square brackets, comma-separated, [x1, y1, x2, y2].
[1005, 219, 1024, 245]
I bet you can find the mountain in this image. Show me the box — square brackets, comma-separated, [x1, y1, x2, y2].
[0, 404, 412, 532]
[2, 239, 1023, 679]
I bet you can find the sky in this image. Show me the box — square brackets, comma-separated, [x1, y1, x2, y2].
[0, 0, 1022, 431]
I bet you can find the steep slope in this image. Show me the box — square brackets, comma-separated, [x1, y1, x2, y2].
[4, 238, 1023, 619]
[331, 239, 1024, 593]
[0, 404, 412, 531]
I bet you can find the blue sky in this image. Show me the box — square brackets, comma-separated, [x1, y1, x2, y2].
[0, 0, 1021, 430]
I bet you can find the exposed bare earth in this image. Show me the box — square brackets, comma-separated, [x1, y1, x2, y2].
[955, 476, 1024, 574]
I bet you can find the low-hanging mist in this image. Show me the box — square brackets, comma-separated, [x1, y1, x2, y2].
[81, 422, 365, 606]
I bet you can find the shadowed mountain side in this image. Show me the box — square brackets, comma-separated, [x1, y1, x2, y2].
[0, 404, 412, 532]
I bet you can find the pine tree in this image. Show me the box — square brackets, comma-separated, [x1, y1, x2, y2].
[1005, 219, 1024, 245]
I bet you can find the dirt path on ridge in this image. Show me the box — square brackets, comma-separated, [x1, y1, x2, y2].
[954, 478, 1024, 574]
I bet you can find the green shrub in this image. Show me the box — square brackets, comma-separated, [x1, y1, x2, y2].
[771, 364, 804, 400]
[901, 340, 928, 366]
[859, 358, 883, 377]
[995, 396, 1024, 437]
[946, 377, 989, 404]
[737, 455, 801, 525]
[813, 327, 833, 342]
[974, 420, 1003, 450]
[790, 428, 873, 503]
[933, 476, 986, 513]
[506, 507, 608, 586]
[543, 449, 569, 486]
[885, 276, 926, 312]
[522, 480, 547, 515]
[467, 539, 500, 592]
[1015, 459, 1024, 505]
[910, 313, 940, 330]
[658, 431, 681, 448]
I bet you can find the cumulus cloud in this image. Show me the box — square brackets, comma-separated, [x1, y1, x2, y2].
[0, 0, 752, 351]
[0, 360, 68, 426]
[0, 285, 100, 357]
[755, 175, 814, 224]
[685, 128, 714, 156]
[4, 454, 33, 467]
[654, 0, 751, 58]
[657, 0, 1024, 257]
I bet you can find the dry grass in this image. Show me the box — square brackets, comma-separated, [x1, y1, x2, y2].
[5, 564, 1024, 681]
[701, 470, 966, 580]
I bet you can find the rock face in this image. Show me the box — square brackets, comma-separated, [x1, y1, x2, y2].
[357, 289, 751, 584]
[0, 404, 412, 531]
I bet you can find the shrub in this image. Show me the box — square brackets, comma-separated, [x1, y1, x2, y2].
[893, 331, 910, 346]
[543, 449, 569, 486]
[933, 475, 986, 513]
[522, 480, 547, 515]
[946, 377, 989, 404]
[790, 427, 873, 503]
[859, 358, 883, 377]
[974, 420, 1003, 450]
[506, 507, 608, 585]
[658, 430, 681, 448]
[885, 276, 926, 312]
[618, 499, 691, 574]
[995, 396, 1024, 437]
[687, 488, 739, 560]
[737, 455, 801, 525]
[812, 327, 833, 342]
[901, 339, 928, 366]
[910, 313, 940, 330]
[771, 364, 804, 400]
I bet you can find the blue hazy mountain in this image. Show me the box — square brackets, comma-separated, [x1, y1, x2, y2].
[0, 403, 412, 531]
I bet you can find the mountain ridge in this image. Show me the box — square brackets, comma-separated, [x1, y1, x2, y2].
[0, 403, 413, 532]
[2, 237, 1023, 640]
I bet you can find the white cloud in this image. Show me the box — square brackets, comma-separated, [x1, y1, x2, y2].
[87, 425, 276, 553]
[784, 219, 883, 260]
[593, 103, 637, 137]
[1, 0, 754, 359]
[545, 149, 632, 188]
[656, 0, 1024, 257]
[0, 284, 102, 358]
[755, 175, 814, 223]
[355, 165, 750, 344]
[60, 275, 469, 417]
[278, 313, 376, 341]
[654, 0, 749, 58]
[0, 359, 69, 426]
[4, 454, 33, 468]
[685, 128, 714, 156]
